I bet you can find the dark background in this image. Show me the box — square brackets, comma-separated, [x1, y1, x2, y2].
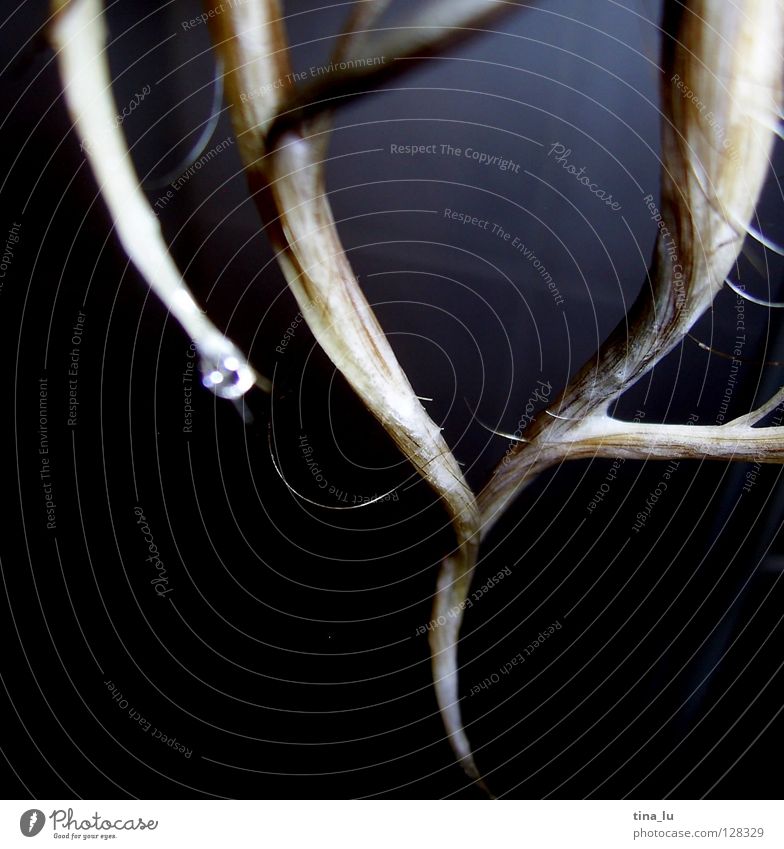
[1, 0, 783, 798]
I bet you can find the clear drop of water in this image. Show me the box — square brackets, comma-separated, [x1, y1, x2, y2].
[200, 351, 256, 400]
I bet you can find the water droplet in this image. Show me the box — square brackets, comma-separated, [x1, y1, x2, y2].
[200, 351, 256, 400]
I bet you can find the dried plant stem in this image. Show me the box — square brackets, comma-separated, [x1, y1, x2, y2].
[208, 0, 483, 775]
[558, 415, 784, 460]
[267, 0, 525, 141]
[307, 0, 394, 164]
[50, 0, 265, 398]
[440, 0, 784, 781]
[482, 0, 784, 529]
[333, 0, 395, 63]
[480, 412, 784, 518]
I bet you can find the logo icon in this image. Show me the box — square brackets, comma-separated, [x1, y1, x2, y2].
[19, 809, 46, 837]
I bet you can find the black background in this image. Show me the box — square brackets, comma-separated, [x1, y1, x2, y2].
[1, 0, 783, 798]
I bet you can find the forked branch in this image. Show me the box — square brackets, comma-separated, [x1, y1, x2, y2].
[482, 0, 784, 529]
[436, 0, 784, 785]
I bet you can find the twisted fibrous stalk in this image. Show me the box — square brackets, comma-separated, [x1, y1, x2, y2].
[51, 0, 784, 790]
[205, 0, 525, 783]
[207, 2, 480, 552]
[50, 0, 267, 400]
[457, 0, 784, 778]
[481, 0, 784, 523]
